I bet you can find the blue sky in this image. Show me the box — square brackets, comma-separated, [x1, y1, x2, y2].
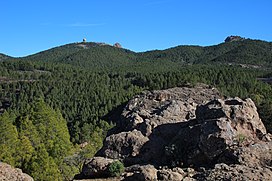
[1, 0, 271, 57]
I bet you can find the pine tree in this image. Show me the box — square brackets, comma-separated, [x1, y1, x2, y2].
[0, 112, 19, 166]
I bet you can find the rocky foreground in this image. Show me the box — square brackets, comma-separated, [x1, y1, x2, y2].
[75, 84, 272, 181]
[0, 162, 33, 181]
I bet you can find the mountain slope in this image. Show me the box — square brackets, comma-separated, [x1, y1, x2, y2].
[0, 53, 11, 61]
[140, 39, 272, 66]
[4, 38, 271, 70]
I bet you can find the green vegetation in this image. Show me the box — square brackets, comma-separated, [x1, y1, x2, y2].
[236, 134, 247, 146]
[0, 39, 272, 180]
[0, 100, 76, 180]
[107, 160, 125, 177]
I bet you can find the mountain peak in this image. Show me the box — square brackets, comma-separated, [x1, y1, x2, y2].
[113, 42, 122, 48]
[224, 35, 245, 42]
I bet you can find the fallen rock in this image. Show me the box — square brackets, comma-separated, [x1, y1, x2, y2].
[123, 164, 157, 181]
[97, 130, 149, 161]
[0, 162, 34, 181]
[157, 167, 185, 181]
[81, 157, 116, 178]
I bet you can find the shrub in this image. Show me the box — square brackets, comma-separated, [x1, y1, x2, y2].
[107, 160, 125, 177]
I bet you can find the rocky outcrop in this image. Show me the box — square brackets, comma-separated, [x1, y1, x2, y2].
[97, 84, 221, 166]
[113, 43, 122, 48]
[166, 97, 267, 167]
[0, 162, 34, 181]
[198, 162, 272, 181]
[78, 84, 272, 180]
[113, 84, 220, 135]
[224, 35, 245, 42]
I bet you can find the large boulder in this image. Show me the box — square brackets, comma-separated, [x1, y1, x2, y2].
[157, 167, 185, 181]
[0, 162, 34, 181]
[97, 130, 149, 161]
[167, 97, 267, 167]
[81, 157, 116, 178]
[123, 164, 157, 181]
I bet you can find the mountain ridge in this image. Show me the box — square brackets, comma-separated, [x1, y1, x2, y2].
[2, 38, 271, 70]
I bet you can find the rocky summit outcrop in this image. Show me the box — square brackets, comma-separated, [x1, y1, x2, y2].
[0, 162, 34, 181]
[97, 84, 221, 166]
[78, 84, 272, 180]
[113, 43, 122, 48]
[224, 35, 245, 42]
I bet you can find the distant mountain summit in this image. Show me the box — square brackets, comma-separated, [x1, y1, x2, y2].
[224, 35, 245, 42]
[113, 42, 122, 48]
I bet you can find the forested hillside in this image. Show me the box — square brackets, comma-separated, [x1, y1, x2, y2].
[141, 39, 272, 66]
[0, 38, 272, 180]
[0, 53, 10, 61]
[12, 38, 272, 68]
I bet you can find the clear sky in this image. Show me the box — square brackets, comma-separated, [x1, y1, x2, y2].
[1, 0, 271, 57]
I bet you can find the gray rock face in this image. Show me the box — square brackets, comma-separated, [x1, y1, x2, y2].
[124, 164, 157, 181]
[157, 167, 185, 181]
[80, 84, 272, 180]
[96, 84, 221, 166]
[98, 130, 149, 160]
[0, 162, 34, 181]
[200, 141, 272, 180]
[119, 84, 221, 135]
[167, 97, 267, 167]
[201, 162, 272, 181]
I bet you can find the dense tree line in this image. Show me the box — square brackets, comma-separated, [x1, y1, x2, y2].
[0, 100, 76, 180]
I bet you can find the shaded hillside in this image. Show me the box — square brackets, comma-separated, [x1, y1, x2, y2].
[207, 40, 272, 65]
[140, 39, 272, 66]
[139, 45, 204, 64]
